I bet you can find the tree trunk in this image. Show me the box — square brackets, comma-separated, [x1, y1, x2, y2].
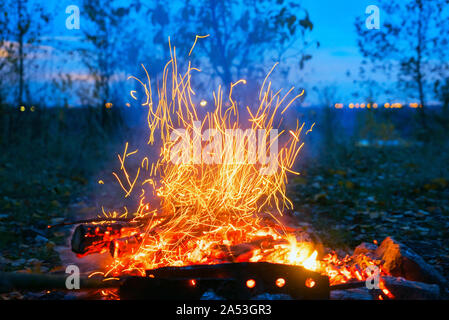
[416, 0, 427, 133]
[17, 0, 24, 106]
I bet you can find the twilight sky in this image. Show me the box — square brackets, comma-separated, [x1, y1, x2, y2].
[298, 0, 383, 104]
[35, 0, 385, 105]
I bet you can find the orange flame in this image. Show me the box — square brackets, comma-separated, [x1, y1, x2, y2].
[95, 37, 392, 300]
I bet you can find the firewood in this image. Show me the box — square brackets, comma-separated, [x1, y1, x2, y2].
[71, 223, 125, 255]
[376, 237, 448, 288]
[382, 276, 440, 299]
[70, 215, 172, 257]
[109, 234, 143, 258]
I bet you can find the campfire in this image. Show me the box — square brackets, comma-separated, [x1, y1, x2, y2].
[65, 38, 443, 300]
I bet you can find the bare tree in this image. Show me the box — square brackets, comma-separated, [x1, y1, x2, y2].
[80, 0, 135, 129]
[355, 0, 449, 131]
[0, 0, 49, 105]
[145, 0, 316, 90]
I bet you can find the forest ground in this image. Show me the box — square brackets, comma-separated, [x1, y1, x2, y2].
[1, 106, 448, 299]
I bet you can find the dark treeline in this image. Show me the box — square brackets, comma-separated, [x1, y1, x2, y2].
[0, 0, 318, 151]
[0, 1, 448, 145]
[0, 0, 315, 107]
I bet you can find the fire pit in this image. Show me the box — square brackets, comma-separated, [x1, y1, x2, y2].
[119, 262, 329, 300]
[55, 39, 446, 301]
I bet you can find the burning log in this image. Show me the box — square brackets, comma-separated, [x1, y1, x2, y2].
[109, 234, 144, 258]
[382, 276, 440, 300]
[351, 242, 383, 270]
[330, 277, 441, 300]
[375, 237, 448, 288]
[353, 242, 379, 258]
[70, 215, 172, 257]
[210, 236, 279, 262]
[71, 223, 125, 256]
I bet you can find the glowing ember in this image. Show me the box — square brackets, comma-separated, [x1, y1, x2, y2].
[275, 278, 286, 288]
[90, 37, 392, 298]
[305, 278, 316, 288]
[246, 279, 256, 289]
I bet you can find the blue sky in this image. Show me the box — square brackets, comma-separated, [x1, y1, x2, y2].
[298, 0, 383, 104]
[35, 0, 385, 105]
